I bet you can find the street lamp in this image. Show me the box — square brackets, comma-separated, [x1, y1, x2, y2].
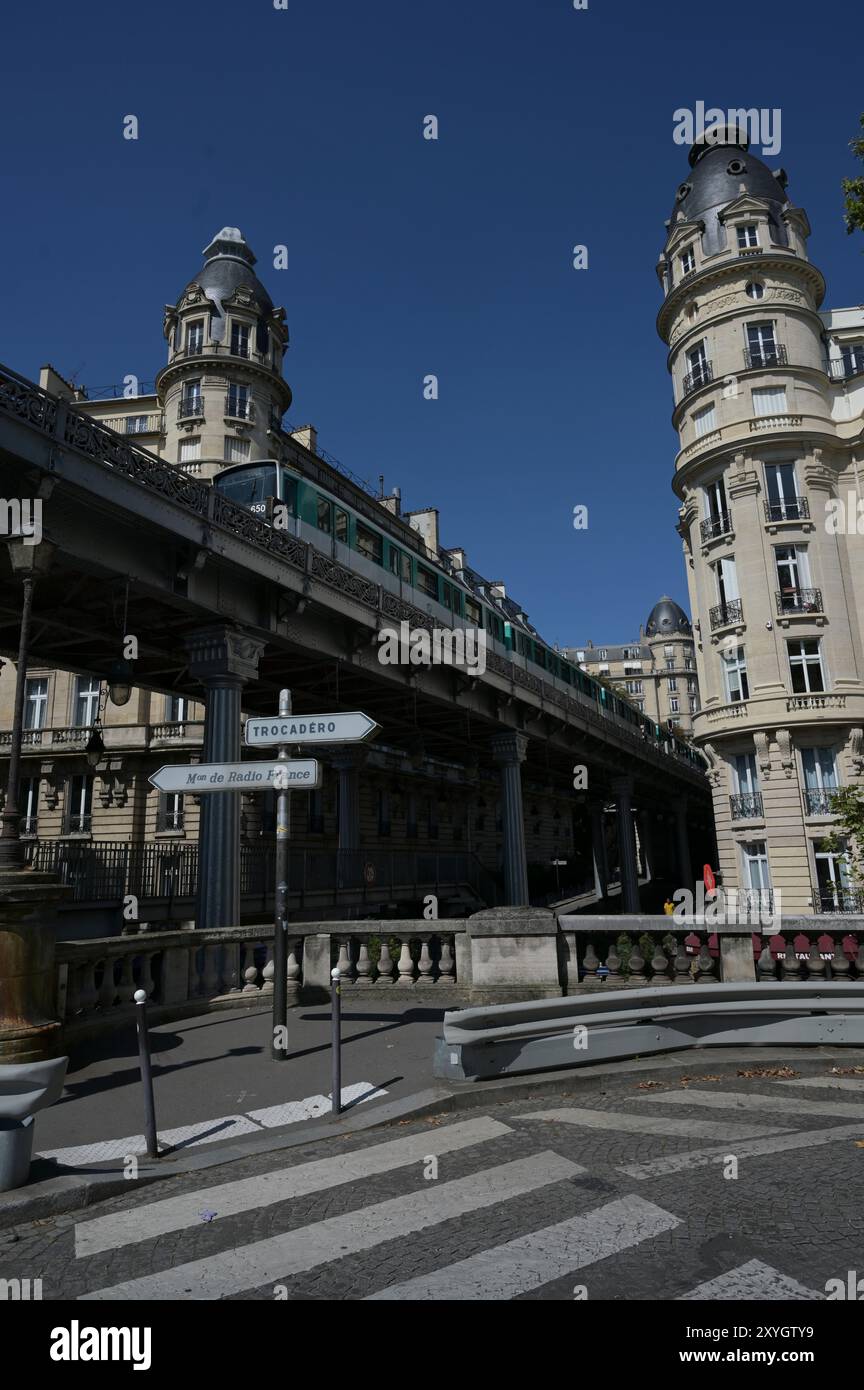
[85, 723, 106, 769]
[106, 657, 134, 707]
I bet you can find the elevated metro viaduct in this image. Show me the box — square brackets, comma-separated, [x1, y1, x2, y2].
[0, 364, 714, 929]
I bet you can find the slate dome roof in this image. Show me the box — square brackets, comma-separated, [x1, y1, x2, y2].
[180, 227, 274, 313]
[670, 125, 790, 257]
[645, 596, 692, 638]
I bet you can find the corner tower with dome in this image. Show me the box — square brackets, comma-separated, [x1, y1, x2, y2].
[656, 124, 864, 914]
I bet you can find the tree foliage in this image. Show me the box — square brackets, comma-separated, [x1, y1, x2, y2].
[842, 114, 864, 237]
[828, 787, 864, 885]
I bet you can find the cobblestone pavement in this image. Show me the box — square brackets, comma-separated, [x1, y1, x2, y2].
[3, 1065, 863, 1301]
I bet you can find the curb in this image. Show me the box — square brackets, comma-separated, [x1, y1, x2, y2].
[3, 1042, 863, 1230]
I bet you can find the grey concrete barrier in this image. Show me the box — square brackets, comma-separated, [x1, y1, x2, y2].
[0, 1057, 68, 1191]
[433, 982, 864, 1081]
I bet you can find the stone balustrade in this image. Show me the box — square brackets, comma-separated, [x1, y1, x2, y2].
[565, 926, 720, 989]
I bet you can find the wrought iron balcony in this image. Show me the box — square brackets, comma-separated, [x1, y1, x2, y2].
[178, 396, 204, 420]
[817, 888, 864, 914]
[730, 792, 763, 820]
[744, 343, 787, 369]
[225, 395, 252, 420]
[699, 512, 732, 542]
[709, 598, 743, 630]
[230, 343, 250, 359]
[683, 361, 713, 395]
[776, 587, 822, 616]
[764, 495, 809, 523]
[804, 788, 838, 816]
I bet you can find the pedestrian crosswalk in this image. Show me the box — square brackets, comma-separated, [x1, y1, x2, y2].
[64, 1077, 858, 1301]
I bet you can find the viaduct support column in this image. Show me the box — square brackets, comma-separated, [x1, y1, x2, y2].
[329, 747, 367, 888]
[588, 798, 609, 899]
[675, 795, 693, 895]
[185, 627, 264, 931]
[491, 733, 529, 907]
[611, 776, 641, 914]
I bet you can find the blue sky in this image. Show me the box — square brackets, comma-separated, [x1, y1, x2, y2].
[2, 0, 862, 647]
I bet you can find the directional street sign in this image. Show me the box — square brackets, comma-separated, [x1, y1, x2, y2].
[149, 760, 321, 793]
[244, 710, 380, 748]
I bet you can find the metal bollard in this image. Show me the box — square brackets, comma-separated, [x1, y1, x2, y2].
[134, 989, 160, 1159]
[330, 966, 342, 1118]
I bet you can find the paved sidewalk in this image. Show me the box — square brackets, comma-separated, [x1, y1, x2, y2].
[32, 1000, 449, 1164]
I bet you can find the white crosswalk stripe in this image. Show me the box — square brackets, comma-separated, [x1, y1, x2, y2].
[365, 1194, 680, 1300]
[678, 1259, 822, 1300]
[774, 1075, 864, 1093]
[619, 1119, 864, 1179]
[513, 1107, 791, 1141]
[75, 1115, 513, 1258]
[637, 1087, 864, 1120]
[78, 1151, 584, 1300]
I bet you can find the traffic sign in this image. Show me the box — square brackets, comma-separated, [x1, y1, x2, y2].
[703, 864, 716, 893]
[149, 761, 321, 793]
[244, 711, 380, 748]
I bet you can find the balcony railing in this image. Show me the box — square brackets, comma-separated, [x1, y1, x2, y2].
[730, 792, 764, 820]
[178, 396, 204, 420]
[682, 361, 713, 396]
[709, 598, 743, 630]
[99, 414, 163, 435]
[699, 512, 732, 542]
[804, 788, 838, 816]
[230, 342, 250, 359]
[829, 356, 864, 382]
[225, 395, 252, 420]
[744, 343, 787, 369]
[816, 889, 864, 914]
[764, 495, 809, 523]
[776, 587, 822, 616]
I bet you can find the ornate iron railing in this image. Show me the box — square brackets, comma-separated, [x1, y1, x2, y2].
[709, 599, 743, 630]
[225, 394, 252, 420]
[744, 343, 787, 369]
[776, 587, 822, 615]
[683, 361, 713, 395]
[177, 395, 204, 419]
[804, 788, 838, 816]
[764, 496, 809, 523]
[730, 792, 763, 820]
[699, 513, 731, 542]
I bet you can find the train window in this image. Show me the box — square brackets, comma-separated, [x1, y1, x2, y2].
[389, 548, 400, 576]
[442, 583, 453, 610]
[335, 508, 348, 543]
[400, 552, 412, 583]
[355, 522, 383, 564]
[214, 464, 278, 509]
[316, 496, 332, 533]
[465, 597, 481, 626]
[488, 613, 503, 641]
[416, 566, 439, 598]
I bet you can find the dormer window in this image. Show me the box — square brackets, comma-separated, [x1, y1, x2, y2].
[737, 224, 759, 249]
[186, 320, 204, 354]
[230, 322, 250, 358]
[680, 248, 696, 276]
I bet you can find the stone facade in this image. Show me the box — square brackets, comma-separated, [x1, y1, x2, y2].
[657, 124, 864, 914]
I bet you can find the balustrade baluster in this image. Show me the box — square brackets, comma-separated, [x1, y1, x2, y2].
[605, 940, 622, 980]
[648, 938, 667, 979]
[438, 936, 455, 983]
[78, 960, 99, 1014]
[781, 944, 802, 980]
[355, 940, 374, 985]
[336, 939, 354, 983]
[582, 941, 599, 978]
[806, 943, 827, 981]
[628, 940, 647, 982]
[98, 956, 118, 1009]
[241, 942, 260, 993]
[830, 938, 850, 981]
[261, 947, 275, 995]
[696, 943, 715, 980]
[417, 937, 434, 984]
[397, 938, 415, 984]
[376, 939, 395, 983]
[673, 940, 692, 983]
[756, 943, 776, 980]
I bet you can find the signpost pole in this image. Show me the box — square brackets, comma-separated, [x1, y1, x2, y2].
[272, 689, 291, 1061]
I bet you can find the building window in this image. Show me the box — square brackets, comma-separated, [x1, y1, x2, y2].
[598, 648, 607, 660]
[165, 695, 189, 723]
[775, 544, 813, 612]
[764, 463, 802, 521]
[335, 509, 348, 543]
[74, 676, 101, 728]
[680, 247, 696, 275]
[66, 775, 93, 833]
[625, 680, 643, 695]
[752, 386, 787, 417]
[665, 658, 675, 670]
[746, 321, 778, 367]
[723, 646, 749, 703]
[840, 343, 864, 378]
[230, 322, 250, 358]
[126, 415, 149, 434]
[227, 384, 250, 419]
[180, 380, 202, 416]
[667, 677, 678, 692]
[669, 697, 679, 713]
[788, 639, 825, 694]
[741, 840, 772, 900]
[24, 677, 48, 730]
[686, 340, 710, 387]
[687, 678, 697, 694]
[814, 838, 851, 910]
[178, 437, 201, 465]
[693, 403, 717, 437]
[158, 793, 184, 833]
[20, 776, 39, 835]
[711, 555, 739, 612]
[689, 697, 697, 713]
[737, 224, 759, 249]
[224, 436, 251, 464]
[745, 281, 765, 301]
[802, 747, 838, 816]
[186, 320, 204, 354]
